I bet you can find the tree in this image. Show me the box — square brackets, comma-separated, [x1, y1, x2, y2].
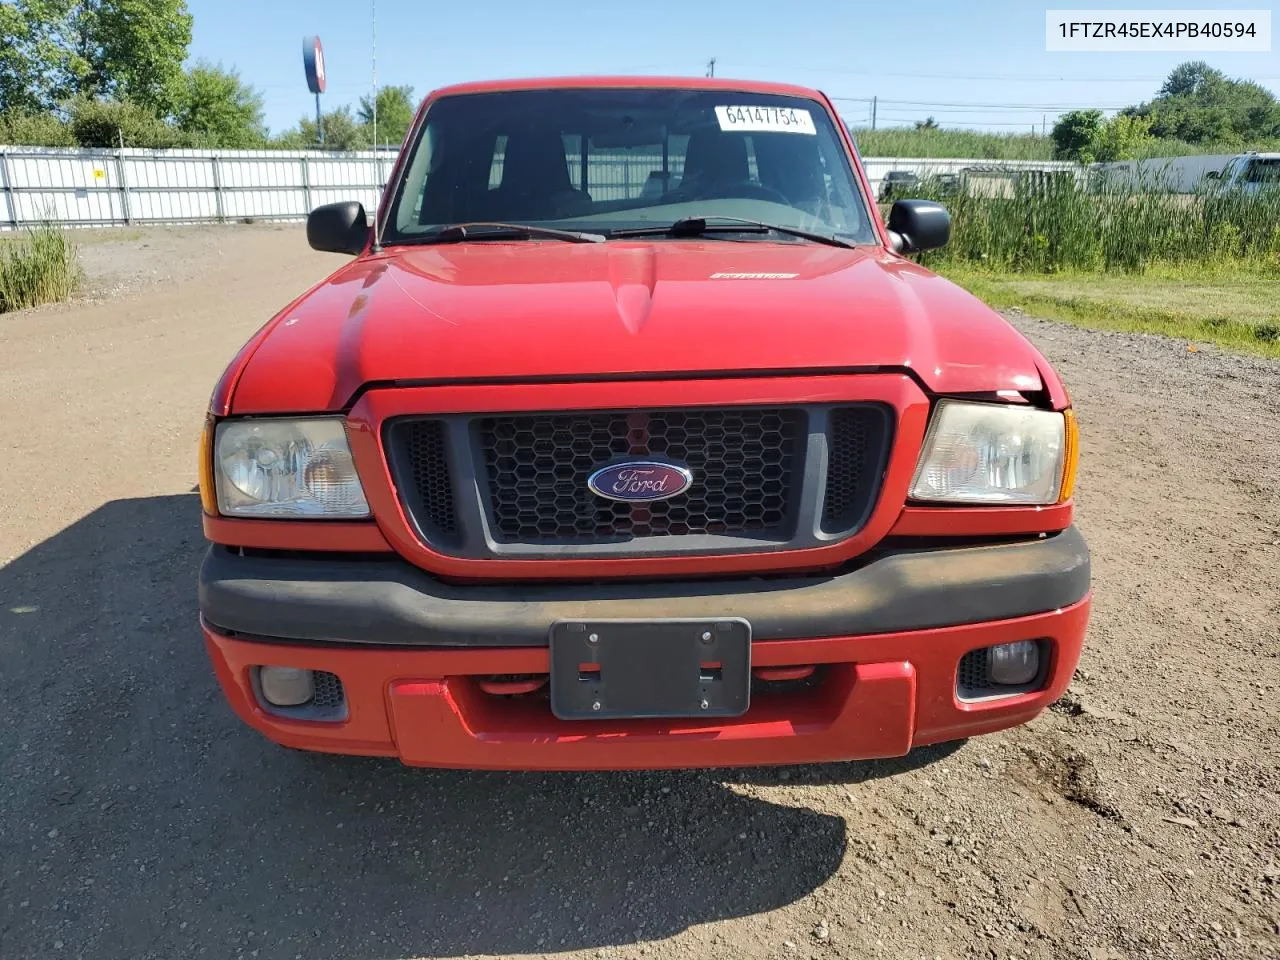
[914, 116, 939, 131]
[0, 110, 77, 146]
[0, 0, 89, 113]
[0, 1, 191, 116]
[274, 106, 366, 150]
[1123, 60, 1280, 145]
[78, 0, 193, 114]
[174, 62, 265, 148]
[1051, 109, 1155, 163]
[69, 96, 182, 147]
[357, 85, 416, 146]
[1051, 109, 1104, 161]
[1158, 61, 1225, 99]
[1091, 114, 1152, 162]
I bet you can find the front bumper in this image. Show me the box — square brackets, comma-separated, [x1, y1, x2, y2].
[199, 528, 1091, 769]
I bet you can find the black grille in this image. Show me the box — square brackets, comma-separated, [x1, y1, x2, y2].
[312, 671, 345, 710]
[479, 408, 804, 543]
[385, 403, 894, 556]
[386, 419, 459, 544]
[823, 406, 891, 533]
[957, 648, 992, 696]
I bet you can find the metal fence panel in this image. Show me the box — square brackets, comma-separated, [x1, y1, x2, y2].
[859, 157, 1081, 198]
[0, 145, 1083, 230]
[0, 146, 391, 229]
[2, 149, 124, 225]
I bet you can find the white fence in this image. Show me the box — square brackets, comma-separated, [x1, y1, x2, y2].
[0, 147, 391, 228]
[859, 157, 1080, 195]
[0, 145, 1080, 230]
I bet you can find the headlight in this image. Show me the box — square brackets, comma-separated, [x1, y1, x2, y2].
[910, 401, 1069, 505]
[213, 418, 369, 518]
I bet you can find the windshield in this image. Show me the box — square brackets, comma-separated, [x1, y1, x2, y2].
[383, 87, 877, 245]
[1243, 158, 1280, 184]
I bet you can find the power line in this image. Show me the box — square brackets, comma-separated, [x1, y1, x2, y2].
[880, 98, 1131, 109]
[832, 96, 1133, 110]
[866, 104, 1123, 115]
[727, 61, 1280, 83]
[869, 118, 1060, 128]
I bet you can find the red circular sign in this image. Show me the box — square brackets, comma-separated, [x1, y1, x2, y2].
[303, 36, 326, 95]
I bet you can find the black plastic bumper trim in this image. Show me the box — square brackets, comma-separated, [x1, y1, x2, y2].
[199, 527, 1089, 648]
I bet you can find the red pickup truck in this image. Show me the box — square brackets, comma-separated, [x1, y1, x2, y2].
[198, 76, 1089, 770]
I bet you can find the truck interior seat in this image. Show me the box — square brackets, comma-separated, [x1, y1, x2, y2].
[489, 130, 593, 220]
[677, 130, 751, 196]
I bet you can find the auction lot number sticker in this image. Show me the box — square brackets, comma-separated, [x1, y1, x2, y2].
[715, 105, 817, 135]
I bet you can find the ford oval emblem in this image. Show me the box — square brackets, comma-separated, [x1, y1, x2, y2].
[587, 460, 694, 502]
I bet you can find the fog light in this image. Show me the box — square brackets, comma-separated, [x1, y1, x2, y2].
[987, 641, 1040, 686]
[259, 667, 314, 706]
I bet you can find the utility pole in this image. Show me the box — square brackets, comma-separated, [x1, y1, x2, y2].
[371, 0, 378, 152]
[871, 96, 877, 131]
[1042, 114, 1046, 136]
[706, 57, 716, 78]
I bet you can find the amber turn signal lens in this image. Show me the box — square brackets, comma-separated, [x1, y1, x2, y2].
[199, 416, 219, 516]
[1058, 408, 1079, 503]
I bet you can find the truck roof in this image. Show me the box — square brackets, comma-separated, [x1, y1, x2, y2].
[425, 75, 830, 102]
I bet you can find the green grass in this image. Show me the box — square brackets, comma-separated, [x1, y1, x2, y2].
[0, 223, 81, 313]
[849, 126, 1280, 160]
[851, 128, 1056, 160]
[913, 176, 1280, 273]
[939, 262, 1280, 358]
[909, 172, 1280, 356]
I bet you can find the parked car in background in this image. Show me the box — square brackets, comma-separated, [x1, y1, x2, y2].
[1208, 152, 1280, 193]
[1096, 151, 1280, 193]
[878, 169, 921, 201]
[925, 172, 961, 197]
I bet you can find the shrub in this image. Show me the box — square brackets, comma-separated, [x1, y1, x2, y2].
[69, 97, 183, 148]
[0, 111, 76, 147]
[0, 222, 81, 313]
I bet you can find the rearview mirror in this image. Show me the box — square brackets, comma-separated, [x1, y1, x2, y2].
[307, 201, 369, 255]
[590, 123, 668, 148]
[886, 199, 951, 254]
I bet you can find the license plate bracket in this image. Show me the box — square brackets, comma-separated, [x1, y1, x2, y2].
[549, 618, 751, 720]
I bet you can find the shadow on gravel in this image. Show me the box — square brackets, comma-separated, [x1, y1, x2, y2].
[723, 739, 967, 788]
[0, 495, 946, 960]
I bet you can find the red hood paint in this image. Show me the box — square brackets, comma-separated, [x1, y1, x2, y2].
[227, 241, 1051, 414]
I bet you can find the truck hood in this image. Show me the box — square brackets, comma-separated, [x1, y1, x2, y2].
[229, 240, 1052, 413]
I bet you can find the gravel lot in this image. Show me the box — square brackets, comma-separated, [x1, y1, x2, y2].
[1, 224, 1277, 960]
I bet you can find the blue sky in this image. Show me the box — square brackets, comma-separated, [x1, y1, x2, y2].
[186, 0, 1280, 136]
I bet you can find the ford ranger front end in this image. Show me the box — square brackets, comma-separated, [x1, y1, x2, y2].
[197, 76, 1090, 770]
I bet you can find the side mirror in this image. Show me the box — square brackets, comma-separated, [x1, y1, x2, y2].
[886, 199, 951, 254]
[1204, 170, 1220, 180]
[307, 201, 369, 255]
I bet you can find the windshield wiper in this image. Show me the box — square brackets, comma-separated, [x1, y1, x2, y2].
[611, 216, 855, 248]
[407, 222, 605, 245]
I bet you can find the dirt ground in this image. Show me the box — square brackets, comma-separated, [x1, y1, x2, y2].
[1, 224, 1277, 960]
